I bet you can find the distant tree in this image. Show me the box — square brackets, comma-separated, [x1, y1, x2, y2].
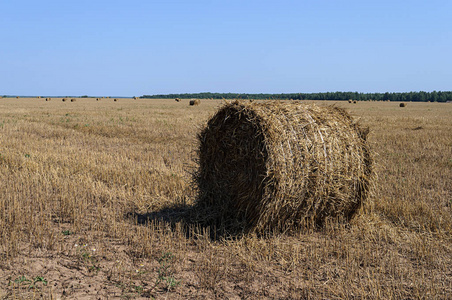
[431, 91, 439, 102]
[139, 91, 452, 102]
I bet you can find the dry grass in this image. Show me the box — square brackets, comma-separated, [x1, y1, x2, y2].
[0, 98, 450, 299]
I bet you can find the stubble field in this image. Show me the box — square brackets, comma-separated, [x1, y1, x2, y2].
[0, 97, 451, 299]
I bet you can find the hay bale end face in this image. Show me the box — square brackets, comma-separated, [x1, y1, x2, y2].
[196, 101, 372, 232]
[189, 99, 200, 106]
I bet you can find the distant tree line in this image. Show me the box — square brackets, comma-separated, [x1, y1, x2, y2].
[141, 91, 452, 102]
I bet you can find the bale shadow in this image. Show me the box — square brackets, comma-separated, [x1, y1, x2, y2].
[125, 203, 249, 241]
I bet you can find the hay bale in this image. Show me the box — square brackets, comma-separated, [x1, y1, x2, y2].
[189, 99, 200, 106]
[16, 96, 19, 99]
[114, 98, 117, 102]
[348, 99, 352, 103]
[46, 98, 51, 101]
[400, 102, 407, 107]
[70, 98, 76, 102]
[175, 98, 181, 102]
[62, 98, 66, 102]
[195, 101, 372, 232]
[353, 100, 357, 104]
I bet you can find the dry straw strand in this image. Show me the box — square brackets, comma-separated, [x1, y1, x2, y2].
[195, 101, 372, 233]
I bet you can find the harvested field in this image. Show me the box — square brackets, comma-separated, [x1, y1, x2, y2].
[0, 98, 450, 299]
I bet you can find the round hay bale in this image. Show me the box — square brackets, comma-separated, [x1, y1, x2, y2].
[62, 98, 66, 102]
[70, 98, 76, 102]
[195, 101, 372, 232]
[189, 99, 200, 106]
[348, 99, 352, 103]
[400, 102, 407, 107]
[16, 96, 19, 99]
[114, 98, 117, 102]
[175, 98, 181, 102]
[353, 100, 357, 104]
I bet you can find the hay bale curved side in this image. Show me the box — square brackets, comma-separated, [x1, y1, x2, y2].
[195, 101, 372, 232]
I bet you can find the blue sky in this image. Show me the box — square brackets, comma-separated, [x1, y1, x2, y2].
[1, 0, 451, 96]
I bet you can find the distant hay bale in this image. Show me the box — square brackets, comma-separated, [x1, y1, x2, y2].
[175, 98, 181, 102]
[114, 98, 117, 102]
[353, 100, 357, 104]
[37, 96, 41, 98]
[46, 98, 51, 101]
[96, 98, 100, 101]
[348, 99, 352, 103]
[16, 96, 19, 99]
[195, 101, 372, 233]
[70, 98, 76, 102]
[400, 102, 407, 107]
[62, 98, 66, 102]
[133, 96, 138, 100]
[189, 99, 200, 106]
